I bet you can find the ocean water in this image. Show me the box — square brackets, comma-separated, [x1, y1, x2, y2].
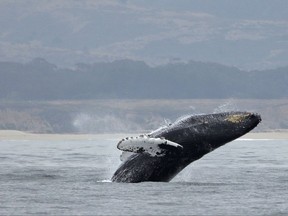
[0, 136, 287, 216]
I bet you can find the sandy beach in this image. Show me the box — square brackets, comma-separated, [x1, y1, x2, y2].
[0, 130, 288, 141]
[0, 130, 129, 141]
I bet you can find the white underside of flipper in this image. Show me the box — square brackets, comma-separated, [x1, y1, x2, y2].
[117, 135, 183, 157]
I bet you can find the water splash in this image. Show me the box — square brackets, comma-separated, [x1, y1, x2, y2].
[214, 99, 238, 113]
[72, 112, 141, 133]
[97, 179, 112, 183]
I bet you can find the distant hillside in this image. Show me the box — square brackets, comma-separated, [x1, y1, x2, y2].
[0, 99, 287, 133]
[0, 58, 287, 100]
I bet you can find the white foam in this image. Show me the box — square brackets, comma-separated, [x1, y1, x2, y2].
[98, 179, 112, 183]
[237, 138, 275, 141]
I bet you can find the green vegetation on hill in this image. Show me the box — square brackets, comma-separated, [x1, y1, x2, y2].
[0, 58, 287, 100]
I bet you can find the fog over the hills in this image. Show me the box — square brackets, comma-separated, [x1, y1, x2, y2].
[0, 0, 287, 70]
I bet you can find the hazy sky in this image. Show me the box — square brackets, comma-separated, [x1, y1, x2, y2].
[0, 0, 287, 70]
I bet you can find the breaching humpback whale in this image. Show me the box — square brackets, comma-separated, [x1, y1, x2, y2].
[112, 111, 261, 183]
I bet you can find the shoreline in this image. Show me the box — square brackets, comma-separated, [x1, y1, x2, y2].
[0, 130, 288, 141]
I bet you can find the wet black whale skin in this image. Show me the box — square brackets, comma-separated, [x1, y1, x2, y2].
[112, 112, 261, 183]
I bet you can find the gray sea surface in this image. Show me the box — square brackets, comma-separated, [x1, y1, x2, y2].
[0, 136, 287, 216]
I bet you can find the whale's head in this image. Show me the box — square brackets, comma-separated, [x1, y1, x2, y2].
[150, 111, 261, 156]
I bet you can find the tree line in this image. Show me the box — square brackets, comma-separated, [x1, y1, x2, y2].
[0, 58, 287, 100]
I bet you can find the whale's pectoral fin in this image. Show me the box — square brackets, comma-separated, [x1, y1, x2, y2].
[117, 136, 183, 157]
